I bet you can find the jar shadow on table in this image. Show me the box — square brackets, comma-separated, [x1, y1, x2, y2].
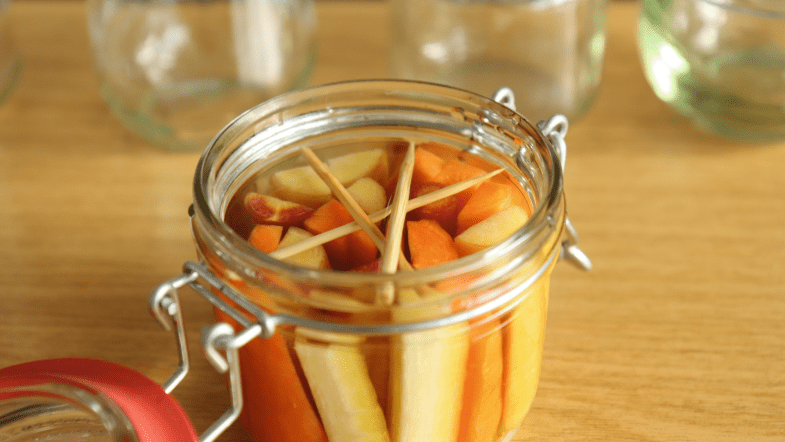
[85, 0, 317, 151]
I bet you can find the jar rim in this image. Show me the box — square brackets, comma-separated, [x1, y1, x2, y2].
[191, 79, 565, 302]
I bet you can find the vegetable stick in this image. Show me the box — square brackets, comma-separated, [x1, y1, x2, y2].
[407, 219, 459, 270]
[304, 199, 378, 271]
[248, 224, 283, 254]
[500, 276, 549, 432]
[456, 181, 514, 235]
[390, 289, 470, 442]
[212, 306, 328, 442]
[410, 182, 461, 236]
[294, 330, 391, 442]
[431, 159, 487, 207]
[457, 318, 504, 442]
[411, 146, 446, 187]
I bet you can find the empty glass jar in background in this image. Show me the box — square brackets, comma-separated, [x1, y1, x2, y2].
[0, 0, 21, 105]
[638, 0, 785, 142]
[389, 0, 607, 123]
[86, 0, 316, 151]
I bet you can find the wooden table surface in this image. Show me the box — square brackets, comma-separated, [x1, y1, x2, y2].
[1, 1, 783, 441]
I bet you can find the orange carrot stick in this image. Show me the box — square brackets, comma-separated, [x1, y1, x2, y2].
[410, 183, 461, 236]
[248, 224, 283, 254]
[304, 199, 355, 269]
[456, 181, 514, 235]
[412, 147, 446, 187]
[432, 160, 487, 208]
[500, 277, 549, 433]
[212, 307, 328, 442]
[458, 318, 504, 442]
[407, 219, 459, 269]
[304, 199, 379, 270]
[490, 173, 531, 212]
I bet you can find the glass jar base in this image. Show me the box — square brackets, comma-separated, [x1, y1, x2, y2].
[99, 79, 282, 151]
[98, 49, 315, 151]
[440, 59, 597, 123]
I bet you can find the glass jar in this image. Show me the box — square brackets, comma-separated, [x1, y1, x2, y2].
[389, 0, 608, 123]
[155, 80, 589, 442]
[638, 0, 785, 142]
[85, 0, 316, 151]
[0, 359, 199, 441]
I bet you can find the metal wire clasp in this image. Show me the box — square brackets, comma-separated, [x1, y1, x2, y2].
[149, 262, 266, 442]
[492, 88, 592, 271]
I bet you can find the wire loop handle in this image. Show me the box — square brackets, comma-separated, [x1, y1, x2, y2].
[492, 87, 591, 271]
[149, 263, 261, 442]
[148, 271, 196, 394]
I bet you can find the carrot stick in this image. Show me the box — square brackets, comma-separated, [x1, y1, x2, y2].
[456, 181, 514, 235]
[411, 146, 446, 187]
[500, 276, 549, 433]
[457, 318, 504, 442]
[407, 219, 459, 270]
[410, 182, 462, 237]
[248, 224, 283, 254]
[304, 199, 355, 269]
[432, 160, 487, 208]
[212, 306, 328, 442]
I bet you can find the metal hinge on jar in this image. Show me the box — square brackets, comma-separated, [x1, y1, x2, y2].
[149, 263, 257, 442]
[493, 87, 592, 271]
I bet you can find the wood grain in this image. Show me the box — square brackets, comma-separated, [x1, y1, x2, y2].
[0, 1, 783, 441]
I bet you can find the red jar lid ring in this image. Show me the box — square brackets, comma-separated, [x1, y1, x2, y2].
[0, 358, 199, 442]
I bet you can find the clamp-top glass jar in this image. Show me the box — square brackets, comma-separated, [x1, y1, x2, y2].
[156, 80, 589, 442]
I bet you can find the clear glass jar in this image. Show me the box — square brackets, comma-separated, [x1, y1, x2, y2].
[638, 0, 785, 142]
[389, 0, 607, 123]
[166, 80, 588, 442]
[0, 359, 201, 442]
[85, 0, 316, 151]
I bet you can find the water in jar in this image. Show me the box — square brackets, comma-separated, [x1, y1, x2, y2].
[214, 138, 553, 442]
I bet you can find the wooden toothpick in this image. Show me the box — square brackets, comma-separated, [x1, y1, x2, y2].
[377, 142, 416, 305]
